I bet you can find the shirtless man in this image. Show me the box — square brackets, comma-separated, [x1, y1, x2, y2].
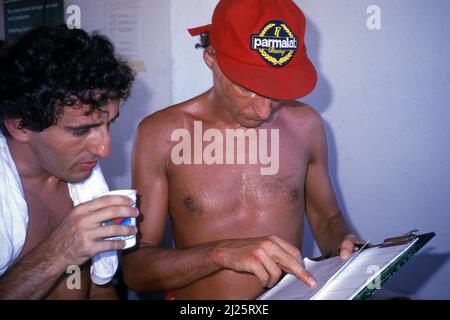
[123, 0, 361, 299]
[0, 26, 136, 299]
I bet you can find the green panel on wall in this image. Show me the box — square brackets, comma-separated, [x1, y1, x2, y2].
[4, 0, 64, 42]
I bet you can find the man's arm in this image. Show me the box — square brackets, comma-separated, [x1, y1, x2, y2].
[0, 196, 137, 299]
[89, 283, 119, 300]
[122, 115, 225, 292]
[122, 114, 316, 293]
[0, 242, 67, 299]
[303, 106, 361, 259]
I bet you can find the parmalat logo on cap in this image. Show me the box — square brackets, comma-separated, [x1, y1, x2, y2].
[251, 20, 298, 67]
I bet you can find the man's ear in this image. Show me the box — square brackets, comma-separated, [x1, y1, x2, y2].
[3, 119, 32, 143]
[203, 46, 217, 71]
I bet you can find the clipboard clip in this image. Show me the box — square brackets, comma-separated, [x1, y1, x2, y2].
[380, 229, 419, 248]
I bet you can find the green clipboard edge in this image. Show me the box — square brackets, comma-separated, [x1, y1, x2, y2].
[354, 232, 436, 300]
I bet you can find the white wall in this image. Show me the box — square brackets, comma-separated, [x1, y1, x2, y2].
[170, 0, 217, 102]
[298, 0, 450, 299]
[101, 0, 172, 189]
[64, 0, 172, 189]
[170, 0, 450, 299]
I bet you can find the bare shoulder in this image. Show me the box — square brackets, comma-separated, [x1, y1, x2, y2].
[279, 102, 327, 163]
[280, 101, 325, 136]
[138, 103, 187, 137]
[135, 94, 204, 149]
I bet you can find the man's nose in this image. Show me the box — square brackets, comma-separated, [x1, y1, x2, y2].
[253, 96, 273, 120]
[88, 127, 111, 159]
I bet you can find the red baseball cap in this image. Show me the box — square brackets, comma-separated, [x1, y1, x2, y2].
[188, 0, 317, 100]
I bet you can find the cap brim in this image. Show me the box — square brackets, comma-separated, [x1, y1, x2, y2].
[188, 24, 212, 36]
[216, 52, 317, 100]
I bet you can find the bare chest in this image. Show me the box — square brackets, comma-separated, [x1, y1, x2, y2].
[169, 166, 306, 214]
[168, 125, 308, 206]
[17, 185, 90, 298]
[18, 185, 74, 259]
[167, 128, 309, 245]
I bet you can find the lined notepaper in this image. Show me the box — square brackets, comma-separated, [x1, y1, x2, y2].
[313, 239, 417, 300]
[258, 239, 418, 300]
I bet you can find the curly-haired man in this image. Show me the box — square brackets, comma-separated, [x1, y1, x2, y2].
[0, 25, 136, 299]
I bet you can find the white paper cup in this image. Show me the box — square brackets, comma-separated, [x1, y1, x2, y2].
[95, 189, 137, 250]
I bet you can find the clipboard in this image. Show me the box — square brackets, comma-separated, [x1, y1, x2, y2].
[352, 230, 435, 300]
[257, 230, 436, 300]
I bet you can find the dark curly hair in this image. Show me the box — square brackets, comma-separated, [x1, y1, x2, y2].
[0, 25, 135, 135]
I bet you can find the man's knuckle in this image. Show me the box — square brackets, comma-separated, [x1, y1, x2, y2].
[253, 248, 265, 258]
[261, 239, 274, 249]
[273, 268, 282, 279]
[99, 195, 113, 206]
[258, 271, 269, 283]
[113, 241, 123, 250]
[247, 256, 261, 269]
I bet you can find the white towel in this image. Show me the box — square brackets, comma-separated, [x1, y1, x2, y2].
[0, 133, 118, 285]
[67, 169, 119, 285]
[0, 134, 28, 276]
